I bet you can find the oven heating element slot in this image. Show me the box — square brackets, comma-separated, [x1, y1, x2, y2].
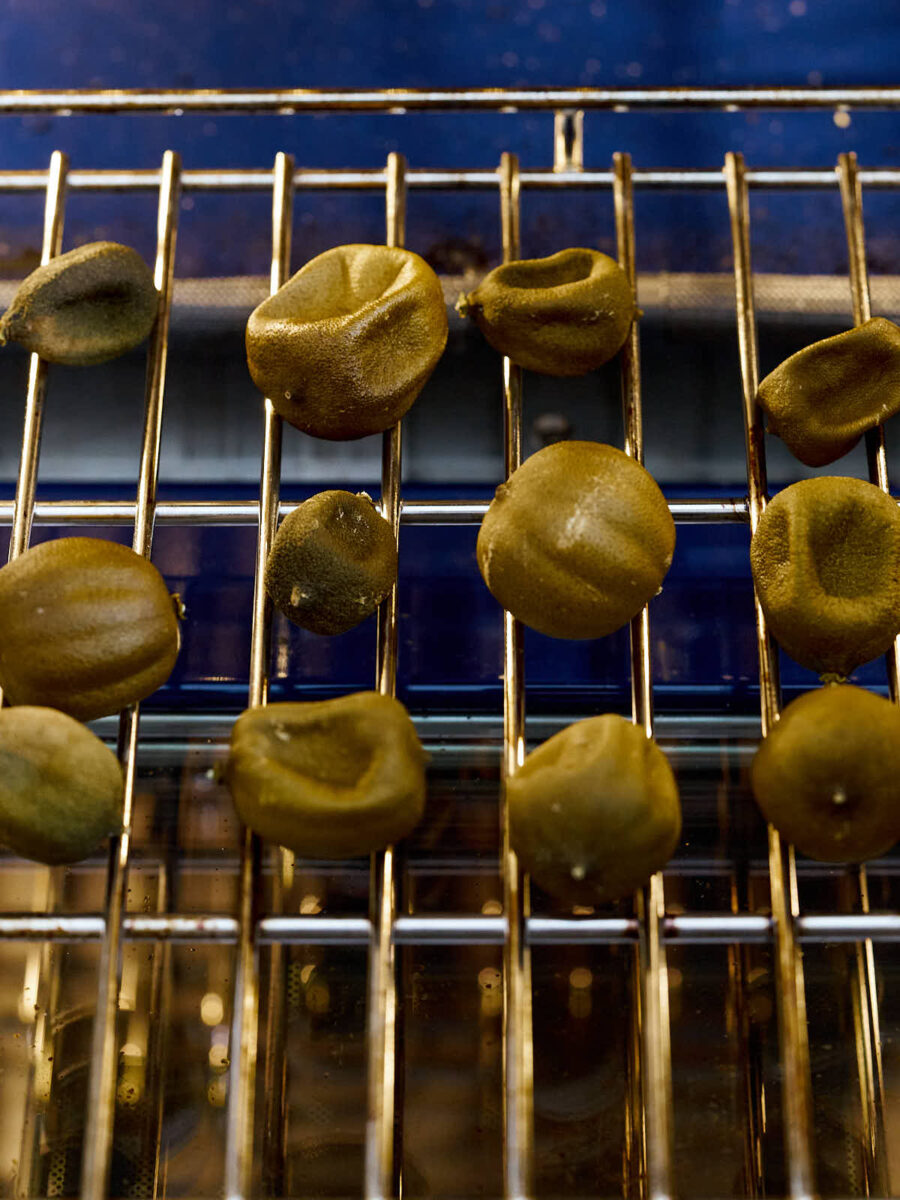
[0, 87, 898, 1200]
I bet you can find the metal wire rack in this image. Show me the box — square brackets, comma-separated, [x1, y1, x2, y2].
[0, 87, 899, 1200]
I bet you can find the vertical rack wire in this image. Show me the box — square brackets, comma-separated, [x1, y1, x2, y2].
[612, 152, 675, 1200]
[364, 149, 407, 1200]
[496, 149, 535, 1200]
[79, 148, 181, 1200]
[723, 150, 816, 1199]
[3, 150, 68, 1200]
[835, 149, 891, 1197]
[224, 150, 294, 1200]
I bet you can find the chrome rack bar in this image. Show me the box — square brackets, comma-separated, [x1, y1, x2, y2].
[4, 909, 900, 945]
[224, 151, 294, 1200]
[613, 152, 675, 1200]
[3, 149, 68, 1200]
[2, 85, 900, 114]
[724, 151, 816, 1199]
[364, 150, 407, 1200]
[836, 150, 892, 1197]
[7, 165, 900, 192]
[0, 496, 751, 526]
[79, 149, 181, 1200]
[497, 150, 535, 1200]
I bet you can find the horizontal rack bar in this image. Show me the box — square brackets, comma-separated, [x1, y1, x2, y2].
[0, 496, 749, 526]
[1, 911, 898, 944]
[2, 166, 900, 192]
[2, 86, 900, 115]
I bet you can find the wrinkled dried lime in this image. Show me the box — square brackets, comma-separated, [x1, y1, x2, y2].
[266, 491, 396, 635]
[461, 247, 635, 376]
[758, 318, 900, 467]
[226, 692, 427, 858]
[750, 476, 900, 677]
[246, 243, 447, 440]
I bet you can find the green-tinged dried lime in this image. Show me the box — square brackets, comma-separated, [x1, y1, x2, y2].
[266, 491, 396, 635]
[0, 241, 157, 365]
[0, 706, 123, 864]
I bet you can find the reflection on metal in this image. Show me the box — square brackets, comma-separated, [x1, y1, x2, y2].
[724, 151, 816, 1200]
[365, 151, 407, 1200]
[2, 85, 900, 114]
[224, 150, 294, 1200]
[0, 496, 752, 526]
[614, 151, 675, 1200]
[836, 150, 892, 1198]
[4, 909, 900, 945]
[497, 150, 535, 1200]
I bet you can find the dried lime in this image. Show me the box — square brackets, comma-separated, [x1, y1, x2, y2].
[758, 318, 900, 467]
[0, 241, 157, 365]
[751, 684, 900, 861]
[477, 440, 675, 639]
[750, 476, 900, 677]
[509, 714, 681, 905]
[246, 243, 448, 440]
[461, 247, 634, 376]
[0, 537, 180, 721]
[0, 706, 123, 864]
[266, 491, 396, 635]
[226, 692, 427, 858]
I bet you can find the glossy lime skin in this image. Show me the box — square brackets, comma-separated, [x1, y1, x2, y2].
[226, 692, 427, 859]
[464, 248, 635, 376]
[751, 684, 900, 862]
[265, 491, 397, 635]
[0, 241, 157, 365]
[750, 476, 900, 677]
[0, 706, 123, 864]
[246, 243, 448, 440]
[758, 318, 900, 467]
[477, 441, 675, 639]
[509, 714, 681, 905]
[0, 537, 180, 721]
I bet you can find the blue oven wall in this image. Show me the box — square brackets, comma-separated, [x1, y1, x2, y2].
[0, 1, 898, 274]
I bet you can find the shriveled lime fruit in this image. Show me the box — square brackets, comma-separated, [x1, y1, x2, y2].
[0, 706, 123, 864]
[460, 247, 635, 376]
[758, 318, 900, 467]
[509, 714, 681, 905]
[750, 476, 900, 677]
[751, 684, 900, 861]
[0, 537, 181, 721]
[246, 243, 448, 440]
[266, 491, 396, 635]
[477, 440, 675, 639]
[226, 692, 427, 858]
[0, 242, 157, 365]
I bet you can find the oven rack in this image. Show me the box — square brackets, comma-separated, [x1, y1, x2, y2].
[0, 89, 898, 1200]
